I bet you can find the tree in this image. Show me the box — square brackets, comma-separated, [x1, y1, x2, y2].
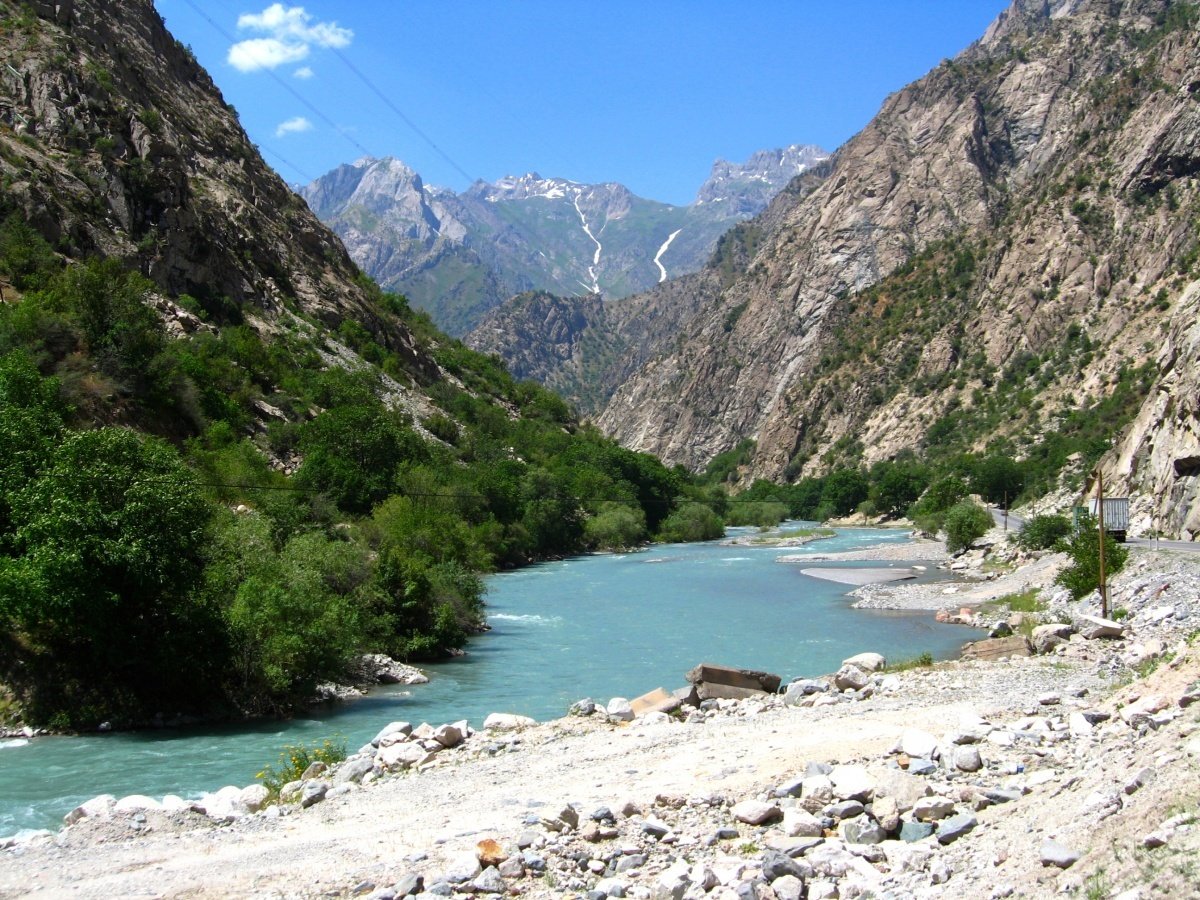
[821, 469, 870, 517]
[1055, 513, 1128, 600]
[971, 455, 1025, 506]
[1, 427, 223, 723]
[943, 500, 993, 553]
[658, 502, 724, 543]
[583, 505, 647, 550]
[870, 460, 931, 518]
[1017, 514, 1072, 551]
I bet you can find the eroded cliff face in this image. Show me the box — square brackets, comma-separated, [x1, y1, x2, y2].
[0, 0, 430, 373]
[584, 0, 1200, 536]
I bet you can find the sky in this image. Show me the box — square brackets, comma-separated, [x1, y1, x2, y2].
[153, 1, 1011, 206]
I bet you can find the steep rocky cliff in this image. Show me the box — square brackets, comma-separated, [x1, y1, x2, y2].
[570, 0, 1200, 538]
[0, 0, 430, 374]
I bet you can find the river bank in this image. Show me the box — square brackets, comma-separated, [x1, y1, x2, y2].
[3, 531, 1198, 898]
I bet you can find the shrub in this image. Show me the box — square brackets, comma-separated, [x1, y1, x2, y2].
[657, 502, 724, 543]
[256, 738, 346, 802]
[1017, 514, 1072, 550]
[583, 505, 647, 550]
[943, 500, 993, 553]
[724, 500, 789, 528]
[1055, 513, 1128, 600]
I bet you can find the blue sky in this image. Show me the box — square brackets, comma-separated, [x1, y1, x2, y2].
[154, 1, 1010, 205]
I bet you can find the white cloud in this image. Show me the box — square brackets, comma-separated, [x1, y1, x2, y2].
[228, 37, 309, 72]
[293, 66, 314, 79]
[228, 4, 353, 72]
[274, 116, 313, 138]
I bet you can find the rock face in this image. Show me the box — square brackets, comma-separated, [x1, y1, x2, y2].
[474, 0, 1200, 537]
[304, 146, 827, 336]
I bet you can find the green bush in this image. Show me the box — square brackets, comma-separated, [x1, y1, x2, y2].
[724, 500, 789, 527]
[658, 503, 724, 543]
[256, 738, 346, 802]
[943, 500, 993, 553]
[1055, 513, 1128, 600]
[583, 505, 647, 550]
[1017, 514, 1072, 551]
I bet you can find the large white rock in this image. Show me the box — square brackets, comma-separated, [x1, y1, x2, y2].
[199, 785, 247, 819]
[782, 807, 824, 837]
[899, 728, 940, 760]
[378, 741, 435, 770]
[605, 698, 635, 722]
[113, 794, 162, 815]
[829, 765, 876, 802]
[433, 723, 464, 748]
[238, 784, 269, 813]
[482, 712, 537, 731]
[731, 799, 781, 825]
[833, 665, 871, 691]
[1076, 614, 1124, 640]
[842, 652, 886, 672]
[372, 721, 412, 746]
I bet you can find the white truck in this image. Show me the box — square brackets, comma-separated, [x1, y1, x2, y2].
[1088, 497, 1129, 542]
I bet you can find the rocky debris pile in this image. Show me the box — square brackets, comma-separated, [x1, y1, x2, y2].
[350, 646, 1200, 900]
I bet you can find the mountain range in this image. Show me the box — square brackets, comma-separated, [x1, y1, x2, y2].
[299, 146, 827, 335]
[467, 0, 1200, 541]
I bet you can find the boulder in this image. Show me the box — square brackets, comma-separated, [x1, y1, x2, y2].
[731, 799, 782, 825]
[759, 849, 807, 881]
[372, 721, 412, 746]
[935, 813, 977, 844]
[899, 820, 935, 842]
[954, 746, 983, 773]
[912, 796, 955, 822]
[1119, 694, 1169, 726]
[872, 770, 930, 812]
[1076, 615, 1124, 640]
[685, 662, 781, 699]
[482, 712, 537, 731]
[378, 742, 434, 770]
[606, 698, 635, 722]
[899, 728, 940, 760]
[432, 723, 464, 748]
[1031, 623, 1074, 654]
[476, 838, 507, 868]
[112, 795, 162, 815]
[829, 765, 875, 802]
[238, 784, 269, 813]
[630, 687, 680, 717]
[872, 796, 900, 833]
[840, 815, 886, 844]
[334, 756, 376, 785]
[299, 780, 329, 808]
[442, 852, 482, 884]
[960, 635, 1032, 661]
[1040, 839, 1081, 868]
[782, 807, 823, 837]
[842, 652, 886, 672]
[568, 698, 596, 716]
[833, 664, 871, 691]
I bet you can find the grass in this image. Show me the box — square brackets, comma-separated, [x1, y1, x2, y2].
[256, 737, 347, 803]
[885, 652, 934, 672]
[984, 588, 1045, 614]
[749, 527, 836, 544]
[1084, 869, 1109, 900]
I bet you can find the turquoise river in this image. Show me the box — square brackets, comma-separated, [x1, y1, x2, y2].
[0, 526, 980, 836]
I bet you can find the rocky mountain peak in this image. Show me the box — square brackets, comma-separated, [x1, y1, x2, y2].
[694, 144, 829, 212]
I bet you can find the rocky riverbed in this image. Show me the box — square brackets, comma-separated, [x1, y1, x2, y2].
[2, 535, 1198, 899]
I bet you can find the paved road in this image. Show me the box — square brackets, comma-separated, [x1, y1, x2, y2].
[988, 507, 1025, 532]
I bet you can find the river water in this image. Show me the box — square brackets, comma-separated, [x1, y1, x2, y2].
[0, 527, 978, 836]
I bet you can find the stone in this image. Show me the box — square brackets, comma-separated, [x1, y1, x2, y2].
[335, 756, 376, 785]
[630, 687, 680, 717]
[378, 742, 433, 770]
[827, 800, 865, 820]
[300, 760, 328, 780]
[842, 652, 886, 672]
[606, 698, 635, 722]
[393, 873, 423, 896]
[642, 816, 672, 838]
[686, 662, 781, 696]
[482, 712, 537, 731]
[300, 780, 329, 808]
[784, 680, 828, 704]
[372, 721, 412, 746]
[595, 877, 628, 897]
[1076, 614, 1124, 640]
[433, 723, 464, 748]
[732, 799, 781, 825]
[1040, 840, 1081, 868]
[954, 746, 983, 773]
[935, 812, 977, 844]
[800, 774, 834, 812]
[782, 808, 823, 837]
[900, 820, 935, 842]
[1031, 624, 1074, 654]
[840, 815, 886, 844]
[912, 796, 955, 821]
[960, 635, 1032, 661]
[899, 728, 940, 759]
[872, 796, 900, 833]
[476, 838, 507, 867]
[568, 698, 596, 716]
[238, 784, 269, 813]
[443, 852, 482, 883]
[760, 849, 806, 881]
[326, 785, 353, 800]
[497, 856, 523, 878]
[906, 758, 937, 776]
[829, 765, 875, 801]
[872, 770, 930, 812]
[279, 781, 303, 804]
[1123, 767, 1156, 795]
[772, 874, 804, 900]
[654, 860, 691, 899]
[1119, 694, 1169, 726]
[807, 880, 838, 899]
[113, 795, 162, 814]
[471, 867, 505, 894]
[1181, 681, 1200, 708]
[833, 664, 871, 691]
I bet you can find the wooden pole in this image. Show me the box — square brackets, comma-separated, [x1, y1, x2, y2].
[1096, 469, 1108, 618]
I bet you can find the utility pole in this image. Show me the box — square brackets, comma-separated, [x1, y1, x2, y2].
[1003, 490, 1008, 532]
[1096, 469, 1108, 619]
